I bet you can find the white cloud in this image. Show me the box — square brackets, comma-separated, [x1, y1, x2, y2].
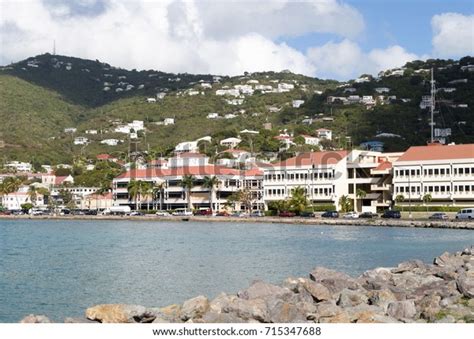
[0, 0, 361, 76]
[307, 40, 423, 79]
[432, 13, 474, 57]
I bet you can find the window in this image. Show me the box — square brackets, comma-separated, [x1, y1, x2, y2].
[428, 169, 433, 175]
[446, 169, 450, 175]
[440, 186, 445, 192]
[459, 168, 464, 175]
[466, 168, 470, 175]
[440, 169, 445, 175]
[424, 169, 427, 176]
[434, 169, 439, 175]
[411, 169, 415, 176]
[416, 169, 420, 176]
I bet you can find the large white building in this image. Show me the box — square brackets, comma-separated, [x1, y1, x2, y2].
[392, 143, 474, 207]
[112, 166, 264, 211]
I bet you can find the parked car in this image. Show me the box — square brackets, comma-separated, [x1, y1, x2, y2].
[155, 211, 169, 217]
[194, 209, 213, 216]
[0, 210, 11, 215]
[172, 209, 193, 216]
[10, 210, 25, 215]
[84, 210, 98, 216]
[30, 209, 45, 216]
[455, 208, 474, 220]
[300, 211, 315, 218]
[249, 210, 265, 217]
[343, 211, 359, 219]
[279, 211, 296, 217]
[130, 211, 145, 216]
[359, 212, 378, 219]
[216, 211, 230, 217]
[382, 210, 401, 219]
[231, 212, 248, 218]
[321, 211, 339, 218]
[429, 212, 449, 220]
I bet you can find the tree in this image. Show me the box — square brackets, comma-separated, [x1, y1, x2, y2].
[356, 188, 367, 212]
[202, 176, 220, 211]
[395, 194, 405, 211]
[1, 177, 22, 209]
[181, 175, 194, 210]
[289, 186, 308, 215]
[153, 182, 166, 211]
[422, 193, 432, 213]
[27, 186, 38, 206]
[127, 180, 151, 211]
[141, 181, 153, 211]
[293, 135, 305, 145]
[338, 195, 352, 213]
[21, 203, 33, 211]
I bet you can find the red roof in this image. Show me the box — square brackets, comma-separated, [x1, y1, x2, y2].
[316, 128, 331, 132]
[275, 150, 348, 167]
[274, 135, 293, 140]
[55, 176, 70, 185]
[150, 159, 168, 165]
[396, 144, 474, 162]
[87, 192, 113, 200]
[222, 149, 250, 154]
[116, 165, 244, 179]
[244, 168, 263, 176]
[374, 161, 392, 171]
[96, 154, 112, 160]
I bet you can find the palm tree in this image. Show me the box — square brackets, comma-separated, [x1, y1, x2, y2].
[153, 182, 166, 211]
[141, 181, 153, 211]
[127, 180, 141, 211]
[180, 175, 194, 210]
[203, 176, 220, 211]
[395, 194, 405, 212]
[338, 194, 352, 213]
[356, 188, 367, 212]
[27, 185, 38, 206]
[422, 193, 432, 213]
[2, 177, 22, 209]
[289, 186, 308, 215]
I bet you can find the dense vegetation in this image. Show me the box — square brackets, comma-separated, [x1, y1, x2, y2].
[0, 54, 473, 165]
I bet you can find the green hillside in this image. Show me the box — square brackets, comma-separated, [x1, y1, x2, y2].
[0, 54, 473, 166]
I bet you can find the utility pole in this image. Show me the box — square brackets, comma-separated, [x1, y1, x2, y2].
[430, 68, 435, 143]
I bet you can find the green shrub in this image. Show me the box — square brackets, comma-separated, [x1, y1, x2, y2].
[395, 205, 466, 212]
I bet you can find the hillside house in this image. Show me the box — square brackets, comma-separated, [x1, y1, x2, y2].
[220, 137, 242, 149]
[292, 100, 305, 108]
[73, 137, 89, 145]
[316, 128, 332, 140]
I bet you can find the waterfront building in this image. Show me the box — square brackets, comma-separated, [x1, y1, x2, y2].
[392, 143, 474, 207]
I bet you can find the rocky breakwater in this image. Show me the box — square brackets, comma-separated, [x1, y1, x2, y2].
[21, 247, 474, 323]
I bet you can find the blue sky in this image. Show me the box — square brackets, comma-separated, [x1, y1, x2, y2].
[1, 0, 473, 79]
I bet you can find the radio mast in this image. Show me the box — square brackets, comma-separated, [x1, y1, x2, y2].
[430, 68, 436, 143]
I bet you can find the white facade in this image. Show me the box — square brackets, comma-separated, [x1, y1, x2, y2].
[174, 141, 199, 153]
[392, 144, 474, 207]
[101, 139, 122, 146]
[207, 113, 219, 119]
[316, 129, 332, 140]
[74, 137, 89, 145]
[5, 161, 32, 172]
[220, 137, 241, 149]
[164, 118, 175, 125]
[292, 100, 305, 108]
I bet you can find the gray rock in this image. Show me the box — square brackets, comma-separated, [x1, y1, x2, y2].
[315, 300, 342, 319]
[266, 299, 307, 323]
[416, 294, 441, 321]
[456, 272, 474, 298]
[391, 260, 426, 274]
[309, 267, 359, 294]
[202, 312, 246, 323]
[208, 293, 237, 314]
[434, 252, 464, 269]
[180, 296, 209, 321]
[387, 301, 417, 320]
[367, 289, 397, 311]
[301, 280, 332, 302]
[337, 288, 369, 308]
[225, 298, 269, 323]
[64, 317, 98, 323]
[20, 314, 52, 323]
[238, 280, 293, 301]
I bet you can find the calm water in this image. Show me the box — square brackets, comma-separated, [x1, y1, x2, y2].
[0, 219, 473, 322]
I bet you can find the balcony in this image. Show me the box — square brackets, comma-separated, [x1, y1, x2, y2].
[370, 184, 391, 191]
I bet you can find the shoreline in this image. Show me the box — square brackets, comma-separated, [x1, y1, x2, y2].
[1, 214, 473, 230]
[20, 247, 474, 323]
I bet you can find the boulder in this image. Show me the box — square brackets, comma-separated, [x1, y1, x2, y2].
[301, 280, 332, 302]
[309, 267, 359, 294]
[416, 294, 441, 321]
[225, 298, 269, 323]
[201, 312, 246, 323]
[386, 301, 417, 320]
[315, 301, 342, 318]
[20, 314, 51, 323]
[266, 299, 307, 323]
[156, 304, 182, 322]
[208, 293, 237, 314]
[456, 272, 474, 298]
[367, 289, 398, 311]
[434, 252, 464, 269]
[85, 304, 152, 323]
[337, 288, 369, 308]
[391, 260, 427, 274]
[180, 296, 209, 321]
[64, 317, 98, 323]
[238, 280, 292, 301]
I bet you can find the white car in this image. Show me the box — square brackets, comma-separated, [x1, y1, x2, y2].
[155, 211, 169, 217]
[343, 211, 359, 219]
[172, 209, 193, 216]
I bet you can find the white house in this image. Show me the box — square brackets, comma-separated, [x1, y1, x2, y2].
[64, 128, 77, 133]
[164, 118, 175, 126]
[200, 83, 212, 89]
[101, 139, 122, 146]
[73, 137, 89, 145]
[1, 186, 45, 210]
[207, 113, 219, 119]
[5, 161, 32, 172]
[316, 128, 332, 140]
[175, 141, 199, 154]
[375, 87, 390, 94]
[224, 114, 237, 119]
[277, 83, 294, 92]
[220, 137, 242, 149]
[361, 96, 376, 105]
[85, 130, 98, 135]
[301, 135, 320, 146]
[146, 98, 157, 103]
[216, 89, 240, 97]
[292, 100, 305, 108]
